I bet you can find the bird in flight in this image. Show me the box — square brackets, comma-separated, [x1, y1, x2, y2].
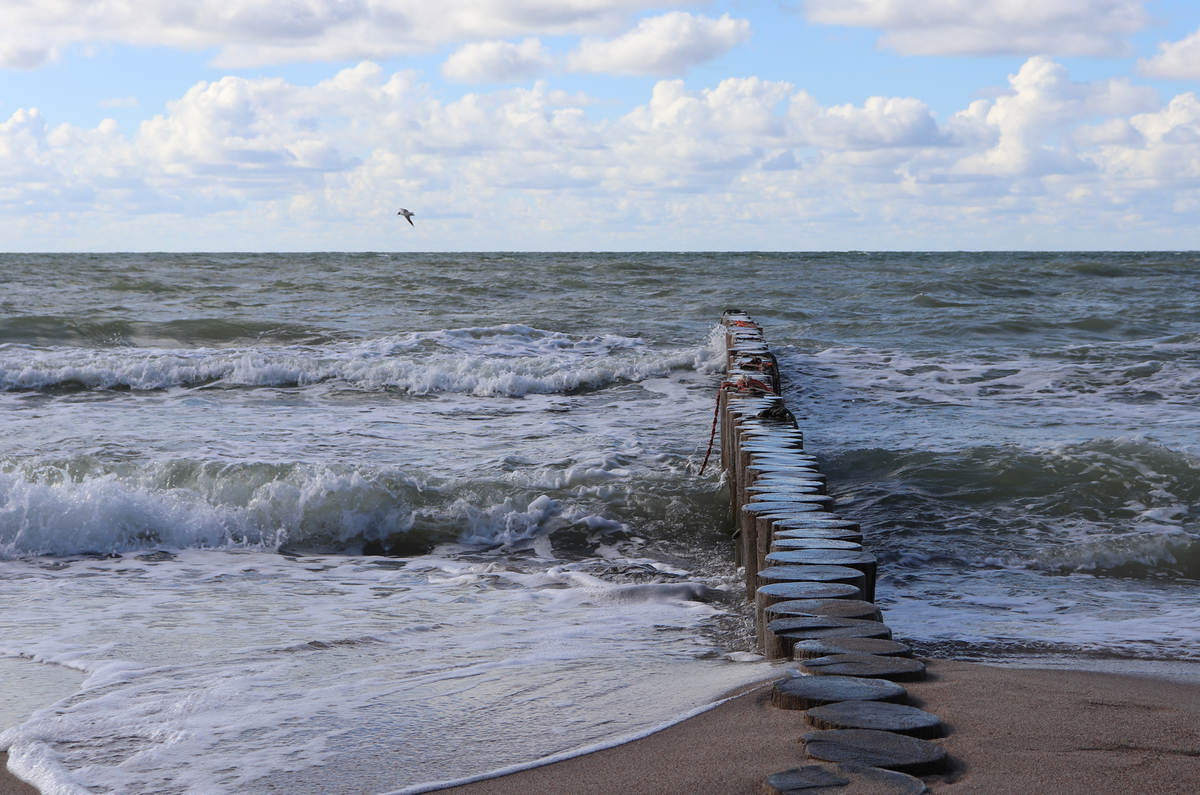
[397, 208, 415, 226]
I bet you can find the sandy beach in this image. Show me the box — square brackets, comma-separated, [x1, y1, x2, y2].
[0, 755, 35, 795]
[6, 658, 1200, 794]
[434, 659, 1200, 795]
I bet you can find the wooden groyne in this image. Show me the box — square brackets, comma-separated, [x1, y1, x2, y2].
[717, 311, 949, 793]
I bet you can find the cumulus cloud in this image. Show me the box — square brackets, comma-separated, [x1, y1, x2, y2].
[138, 75, 361, 189]
[567, 12, 751, 76]
[1136, 27, 1200, 80]
[1100, 94, 1200, 184]
[0, 0, 691, 69]
[3, 57, 1200, 249]
[803, 0, 1149, 56]
[443, 39, 552, 83]
[789, 94, 944, 149]
[948, 56, 1158, 177]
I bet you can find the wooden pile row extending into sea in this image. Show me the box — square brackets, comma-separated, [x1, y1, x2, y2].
[717, 311, 949, 794]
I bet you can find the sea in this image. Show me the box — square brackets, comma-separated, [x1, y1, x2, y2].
[1, 252, 1198, 795]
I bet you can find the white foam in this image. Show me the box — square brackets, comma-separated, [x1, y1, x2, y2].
[0, 325, 720, 397]
[2, 329, 724, 559]
[0, 461, 655, 557]
[0, 551, 768, 795]
[0, 463, 406, 556]
[378, 683, 770, 795]
[788, 339, 1200, 453]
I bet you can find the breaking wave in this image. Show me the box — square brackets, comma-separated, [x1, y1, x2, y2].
[0, 457, 643, 558]
[0, 325, 720, 396]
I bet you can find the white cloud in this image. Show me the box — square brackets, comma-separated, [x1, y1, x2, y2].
[442, 39, 552, 83]
[567, 12, 751, 76]
[761, 150, 798, 170]
[803, 0, 1149, 56]
[1136, 27, 1200, 80]
[789, 94, 944, 149]
[0, 108, 140, 215]
[1099, 93, 1200, 184]
[4, 57, 1200, 250]
[946, 57, 1158, 177]
[0, 0, 693, 69]
[135, 64, 381, 195]
[0, 39, 59, 70]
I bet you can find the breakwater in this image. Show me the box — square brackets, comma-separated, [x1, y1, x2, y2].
[717, 311, 949, 792]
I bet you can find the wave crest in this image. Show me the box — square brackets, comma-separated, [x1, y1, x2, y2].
[0, 325, 718, 396]
[0, 459, 639, 559]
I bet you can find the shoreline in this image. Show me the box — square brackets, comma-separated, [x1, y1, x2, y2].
[0, 755, 35, 795]
[7, 658, 1200, 794]
[431, 658, 1200, 795]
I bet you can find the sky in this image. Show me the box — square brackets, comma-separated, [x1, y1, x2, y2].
[3, 0, 1200, 251]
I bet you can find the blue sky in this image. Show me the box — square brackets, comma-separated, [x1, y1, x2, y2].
[3, 0, 1200, 251]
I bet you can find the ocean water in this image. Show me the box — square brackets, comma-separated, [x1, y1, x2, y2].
[2, 252, 1198, 794]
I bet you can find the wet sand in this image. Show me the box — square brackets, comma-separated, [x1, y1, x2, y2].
[0, 754, 35, 795]
[436, 659, 1200, 795]
[6, 659, 1200, 794]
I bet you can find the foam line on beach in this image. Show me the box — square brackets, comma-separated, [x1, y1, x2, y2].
[379, 680, 773, 795]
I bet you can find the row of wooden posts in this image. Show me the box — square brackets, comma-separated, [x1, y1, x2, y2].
[717, 311, 950, 792]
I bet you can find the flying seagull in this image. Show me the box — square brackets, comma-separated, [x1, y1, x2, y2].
[397, 208, 415, 226]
